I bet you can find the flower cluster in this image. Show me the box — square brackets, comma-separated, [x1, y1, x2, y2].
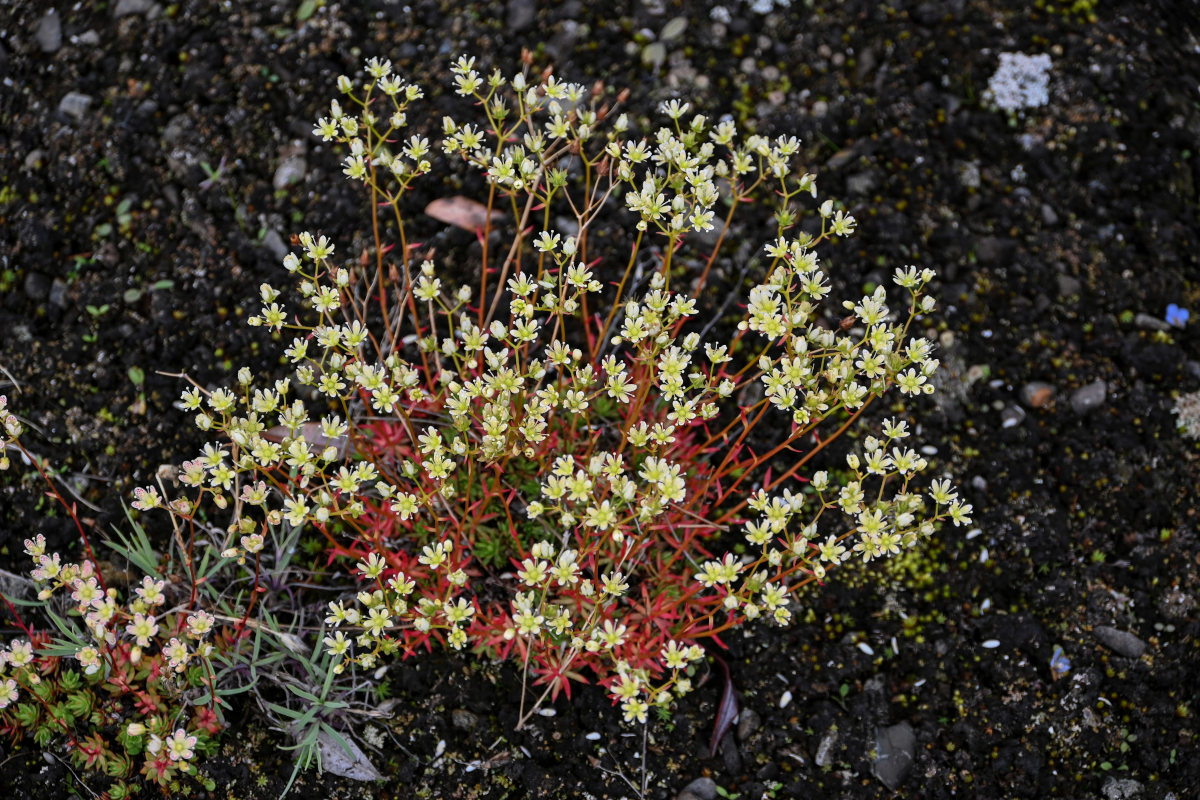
[2, 53, 971, 783]
[117, 55, 971, 726]
[0, 528, 221, 791]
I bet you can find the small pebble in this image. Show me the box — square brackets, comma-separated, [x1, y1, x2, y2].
[736, 708, 761, 742]
[58, 91, 93, 121]
[1093, 625, 1146, 658]
[273, 154, 307, 190]
[506, 0, 535, 31]
[113, 0, 157, 16]
[779, 690, 792, 709]
[1001, 405, 1026, 428]
[873, 722, 916, 790]
[1070, 380, 1108, 414]
[35, 12, 62, 53]
[450, 709, 479, 730]
[677, 777, 717, 800]
[1134, 313, 1170, 332]
[585, 732, 601, 741]
[815, 727, 838, 767]
[981, 639, 1001, 649]
[857, 642, 874, 656]
[1020, 381, 1056, 408]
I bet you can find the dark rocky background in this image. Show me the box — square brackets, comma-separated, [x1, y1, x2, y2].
[1, 0, 1198, 797]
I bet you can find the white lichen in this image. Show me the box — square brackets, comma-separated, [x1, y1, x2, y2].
[985, 52, 1052, 114]
[1172, 389, 1200, 439]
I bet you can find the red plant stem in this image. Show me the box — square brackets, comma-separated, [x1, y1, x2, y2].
[14, 441, 107, 596]
[2, 596, 34, 638]
[232, 553, 262, 640]
[715, 400, 872, 525]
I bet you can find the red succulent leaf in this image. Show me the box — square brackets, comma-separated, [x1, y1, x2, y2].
[708, 652, 739, 758]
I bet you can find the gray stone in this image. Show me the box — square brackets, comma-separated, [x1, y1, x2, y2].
[34, 12, 62, 54]
[49, 278, 69, 309]
[874, 722, 916, 790]
[677, 777, 716, 800]
[826, 148, 856, 170]
[975, 236, 1016, 266]
[1000, 405, 1026, 429]
[273, 155, 307, 191]
[58, 92, 93, 122]
[506, 0, 535, 32]
[450, 709, 479, 731]
[76, 30, 102, 47]
[1134, 313, 1170, 332]
[261, 229, 288, 261]
[814, 726, 839, 767]
[846, 170, 879, 196]
[113, 0, 155, 16]
[23, 149, 46, 170]
[161, 114, 192, 146]
[1041, 203, 1059, 226]
[23, 271, 50, 301]
[1094, 626, 1146, 658]
[736, 708, 761, 742]
[0, 568, 36, 601]
[1069, 380, 1107, 414]
[1056, 274, 1080, 297]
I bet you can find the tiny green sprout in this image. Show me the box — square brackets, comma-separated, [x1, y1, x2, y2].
[85, 304, 110, 318]
[128, 367, 146, 387]
[296, 0, 318, 21]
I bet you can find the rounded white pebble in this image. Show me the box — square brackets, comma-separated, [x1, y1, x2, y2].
[536, 707, 556, 717]
[779, 690, 793, 709]
[982, 639, 1001, 649]
[586, 732, 602, 741]
[857, 642, 874, 656]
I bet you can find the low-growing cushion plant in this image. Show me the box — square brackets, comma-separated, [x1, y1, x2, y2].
[0, 54, 971, 788]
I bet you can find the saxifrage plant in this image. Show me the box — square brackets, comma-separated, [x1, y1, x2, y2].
[1, 52, 971, 784]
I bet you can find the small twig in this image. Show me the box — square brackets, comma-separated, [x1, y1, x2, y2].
[48, 752, 100, 799]
[695, 258, 757, 344]
[0, 361, 21, 392]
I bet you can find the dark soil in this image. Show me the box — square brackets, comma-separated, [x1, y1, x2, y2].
[2, 0, 1200, 798]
